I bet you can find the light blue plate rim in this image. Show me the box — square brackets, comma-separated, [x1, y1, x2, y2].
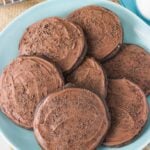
[119, 0, 150, 25]
[0, 0, 150, 36]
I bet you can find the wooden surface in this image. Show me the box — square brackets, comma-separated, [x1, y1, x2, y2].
[0, 0, 43, 31]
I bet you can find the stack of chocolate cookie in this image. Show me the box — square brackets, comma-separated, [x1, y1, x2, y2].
[0, 5, 149, 150]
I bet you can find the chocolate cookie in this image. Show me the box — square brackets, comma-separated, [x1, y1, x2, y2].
[67, 57, 107, 99]
[0, 56, 64, 129]
[19, 17, 86, 73]
[104, 79, 148, 147]
[103, 44, 150, 95]
[34, 88, 110, 150]
[67, 5, 123, 61]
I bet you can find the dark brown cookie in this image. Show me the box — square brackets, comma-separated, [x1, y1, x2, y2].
[0, 56, 64, 129]
[103, 44, 150, 95]
[67, 5, 123, 61]
[67, 57, 107, 99]
[33, 88, 110, 150]
[19, 17, 86, 73]
[103, 79, 148, 147]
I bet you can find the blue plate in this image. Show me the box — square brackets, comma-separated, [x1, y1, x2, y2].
[0, 0, 150, 149]
[119, 0, 150, 25]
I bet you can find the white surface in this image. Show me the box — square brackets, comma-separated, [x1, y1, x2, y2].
[136, 0, 150, 20]
[0, 136, 10, 150]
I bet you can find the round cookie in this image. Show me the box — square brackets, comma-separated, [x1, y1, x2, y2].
[103, 44, 150, 95]
[104, 79, 148, 147]
[67, 57, 107, 99]
[34, 88, 110, 150]
[19, 17, 86, 73]
[67, 5, 123, 61]
[0, 56, 64, 129]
